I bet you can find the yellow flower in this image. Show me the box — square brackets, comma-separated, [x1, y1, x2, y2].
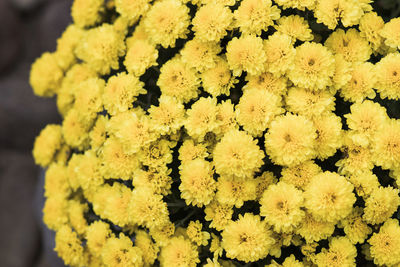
[236, 88, 283, 137]
[275, 15, 313, 42]
[115, 0, 151, 23]
[75, 23, 125, 75]
[314, 237, 357, 267]
[285, 87, 335, 119]
[296, 212, 335, 243]
[43, 195, 69, 231]
[55, 225, 88, 267]
[185, 97, 219, 141]
[336, 132, 374, 176]
[67, 199, 88, 236]
[254, 171, 277, 200]
[144, 0, 190, 48]
[244, 71, 288, 97]
[55, 25, 84, 71]
[157, 57, 200, 103]
[89, 115, 108, 152]
[226, 35, 266, 76]
[180, 39, 221, 73]
[265, 114, 317, 167]
[204, 201, 233, 231]
[338, 207, 371, 244]
[101, 233, 143, 267]
[129, 188, 170, 229]
[178, 139, 208, 165]
[332, 54, 352, 91]
[179, 159, 216, 207]
[213, 129, 264, 178]
[304, 171, 355, 223]
[135, 230, 159, 266]
[263, 33, 296, 76]
[123, 40, 158, 77]
[233, 0, 280, 35]
[215, 100, 238, 137]
[76, 150, 104, 193]
[287, 42, 335, 90]
[345, 100, 388, 144]
[160, 236, 199, 267]
[33, 124, 63, 167]
[100, 138, 140, 180]
[369, 219, 400, 266]
[349, 172, 380, 199]
[133, 167, 172, 196]
[62, 109, 92, 150]
[74, 77, 105, 119]
[186, 220, 210, 246]
[30, 52, 64, 97]
[215, 176, 257, 208]
[312, 113, 343, 160]
[221, 213, 275, 262]
[381, 18, 400, 50]
[340, 62, 376, 103]
[375, 52, 400, 100]
[359, 12, 385, 52]
[373, 119, 400, 170]
[201, 57, 238, 97]
[44, 163, 71, 198]
[281, 161, 322, 190]
[260, 182, 305, 233]
[86, 221, 114, 256]
[274, 0, 316, 10]
[363, 186, 400, 225]
[192, 2, 233, 42]
[325, 29, 372, 63]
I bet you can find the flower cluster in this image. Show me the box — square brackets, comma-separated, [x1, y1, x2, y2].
[31, 0, 400, 266]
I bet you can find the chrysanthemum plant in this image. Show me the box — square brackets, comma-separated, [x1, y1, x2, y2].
[31, 0, 400, 266]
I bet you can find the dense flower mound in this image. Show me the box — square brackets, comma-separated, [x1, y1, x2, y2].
[31, 0, 400, 266]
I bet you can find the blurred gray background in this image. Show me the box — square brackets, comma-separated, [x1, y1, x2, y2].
[0, 0, 68, 266]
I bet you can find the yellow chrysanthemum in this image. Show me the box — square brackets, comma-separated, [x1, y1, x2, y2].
[340, 62, 376, 103]
[260, 182, 305, 233]
[62, 109, 92, 150]
[325, 29, 372, 63]
[33, 124, 63, 167]
[281, 161, 321, 190]
[236, 88, 283, 137]
[204, 201, 233, 231]
[144, 0, 190, 48]
[263, 33, 295, 76]
[179, 159, 216, 207]
[160, 236, 199, 267]
[304, 171, 355, 223]
[254, 171, 277, 200]
[221, 213, 275, 262]
[55, 225, 88, 267]
[275, 15, 313, 42]
[381, 17, 400, 50]
[213, 130, 264, 178]
[103, 73, 145, 116]
[186, 220, 210, 246]
[86, 221, 114, 256]
[180, 38, 220, 73]
[201, 57, 238, 97]
[132, 168, 172, 196]
[67, 199, 88, 235]
[274, 0, 316, 11]
[157, 57, 200, 103]
[73, 78, 105, 119]
[244, 71, 288, 97]
[287, 42, 335, 90]
[30, 52, 64, 97]
[349, 172, 380, 199]
[101, 234, 143, 267]
[285, 87, 335, 119]
[135, 230, 159, 266]
[339, 207, 371, 244]
[312, 113, 343, 160]
[265, 114, 317, 166]
[375, 52, 400, 100]
[124, 40, 158, 77]
[373, 119, 400, 170]
[192, 2, 233, 42]
[44, 163, 71, 199]
[296, 212, 335, 243]
[55, 25, 83, 70]
[75, 24, 125, 75]
[369, 219, 400, 266]
[363, 186, 400, 225]
[71, 0, 104, 28]
[314, 237, 357, 267]
[115, 0, 151, 23]
[332, 54, 352, 91]
[215, 176, 257, 208]
[233, 0, 280, 35]
[226, 35, 266, 76]
[359, 12, 385, 52]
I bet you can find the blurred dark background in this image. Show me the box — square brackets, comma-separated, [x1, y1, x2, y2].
[0, 0, 400, 267]
[0, 0, 68, 266]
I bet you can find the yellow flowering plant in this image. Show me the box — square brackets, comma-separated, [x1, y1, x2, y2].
[31, 0, 400, 266]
